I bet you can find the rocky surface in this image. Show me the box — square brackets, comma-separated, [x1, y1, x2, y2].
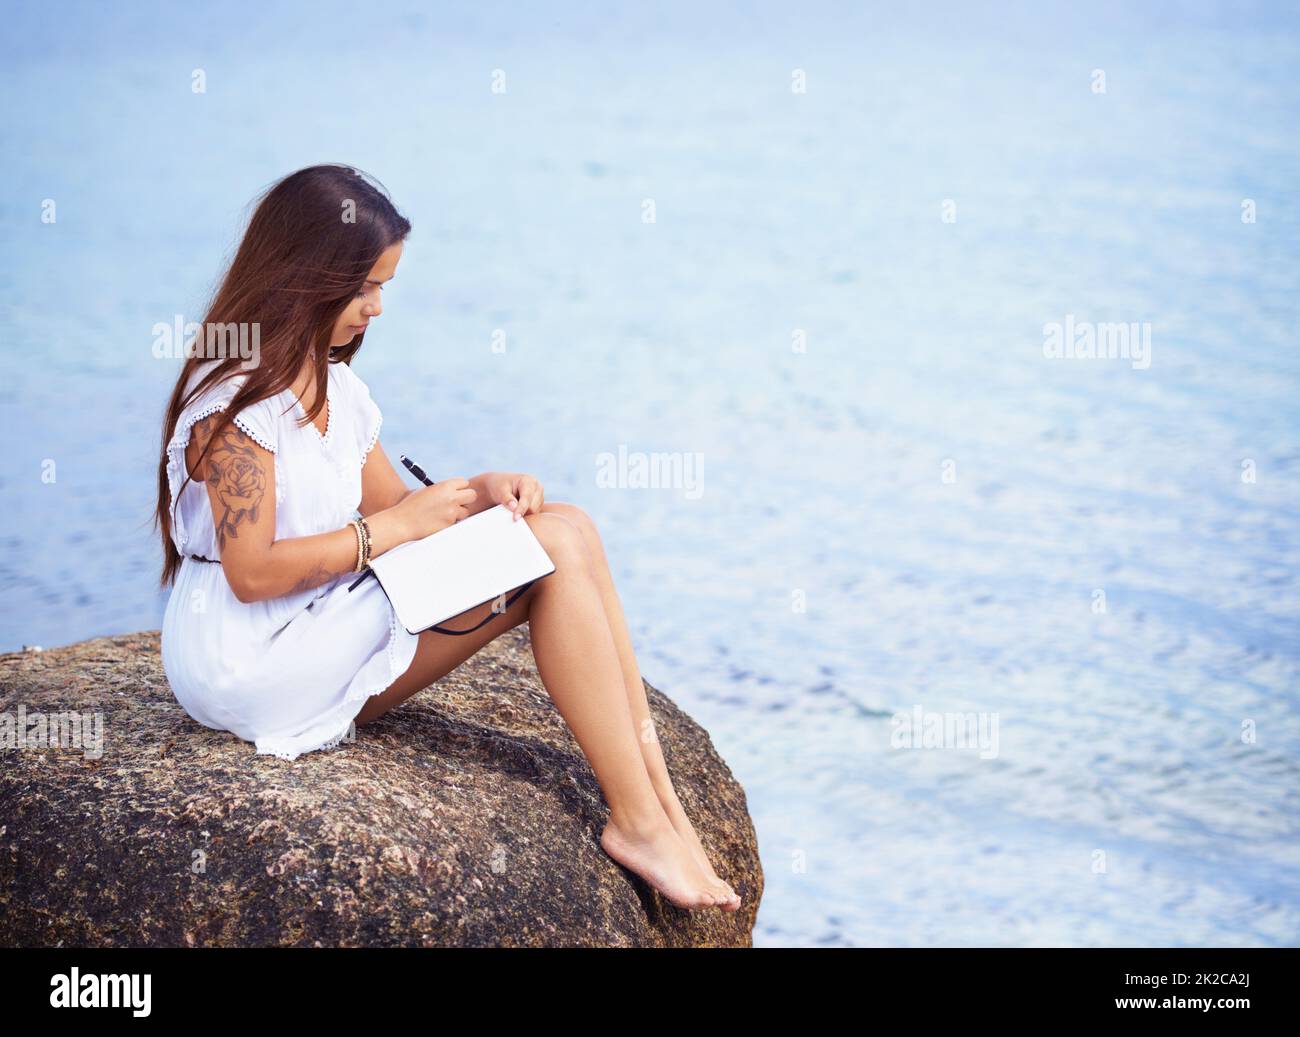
[0, 627, 761, 947]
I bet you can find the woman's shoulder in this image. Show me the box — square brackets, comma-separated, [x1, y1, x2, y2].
[330, 359, 383, 418]
[183, 363, 294, 406]
[182, 362, 253, 405]
[176, 363, 292, 452]
[328, 359, 384, 460]
[329, 357, 375, 398]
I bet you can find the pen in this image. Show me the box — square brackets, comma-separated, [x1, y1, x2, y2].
[400, 454, 435, 487]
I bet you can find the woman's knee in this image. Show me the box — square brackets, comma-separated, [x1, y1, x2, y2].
[524, 511, 593, 578]
[539, 502, 606, 563]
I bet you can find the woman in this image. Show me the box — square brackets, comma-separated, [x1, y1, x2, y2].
[155, 165, 739, 912]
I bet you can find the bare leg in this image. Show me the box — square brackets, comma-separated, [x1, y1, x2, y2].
[539, 503, 740, 910]
[355, 512, 727, 910]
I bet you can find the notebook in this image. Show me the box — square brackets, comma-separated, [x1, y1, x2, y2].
[365, 504, 556, 634]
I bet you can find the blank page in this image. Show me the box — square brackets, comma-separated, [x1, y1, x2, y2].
[368, 504, 555, 633]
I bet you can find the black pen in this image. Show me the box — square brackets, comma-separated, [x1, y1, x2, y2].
[400, 454, 435, 486]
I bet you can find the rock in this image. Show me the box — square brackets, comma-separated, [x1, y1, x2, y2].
[0, 627, 761, 947]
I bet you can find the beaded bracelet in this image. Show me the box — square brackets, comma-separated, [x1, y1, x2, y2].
[349, 518, 366, 573]
[358, 517, 372, 569]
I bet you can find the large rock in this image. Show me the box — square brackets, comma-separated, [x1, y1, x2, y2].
[0, 627, 761, 947]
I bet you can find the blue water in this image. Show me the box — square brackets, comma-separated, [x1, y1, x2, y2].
[2, 1, 1298, 946]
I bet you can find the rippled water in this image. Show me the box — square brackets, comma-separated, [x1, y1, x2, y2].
[2, 2, 1298, 945]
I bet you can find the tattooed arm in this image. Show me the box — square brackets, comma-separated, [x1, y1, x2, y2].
[187, 414, 418, 604]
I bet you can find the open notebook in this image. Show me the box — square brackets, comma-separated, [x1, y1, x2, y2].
[364, 504, 555, 635]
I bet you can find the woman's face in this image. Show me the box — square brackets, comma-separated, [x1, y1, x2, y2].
[329, 240, 403, 347]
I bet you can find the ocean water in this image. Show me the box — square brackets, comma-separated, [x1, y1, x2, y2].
[1, 1, 1298, 946]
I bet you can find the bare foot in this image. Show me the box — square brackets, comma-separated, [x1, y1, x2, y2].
[599, 817, 728, 910]
[655, 790, 742, 911]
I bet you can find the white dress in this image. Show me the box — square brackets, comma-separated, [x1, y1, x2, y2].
[160, 360, 421, 761]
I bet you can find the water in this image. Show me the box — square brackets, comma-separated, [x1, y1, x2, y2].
[1, 1, 1298, 946]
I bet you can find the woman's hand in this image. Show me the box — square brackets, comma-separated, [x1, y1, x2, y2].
[388, 478, 477, 540]
[480, 471, 545, 521]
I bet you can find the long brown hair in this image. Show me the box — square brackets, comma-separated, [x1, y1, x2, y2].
[154, 164, 411, 586]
